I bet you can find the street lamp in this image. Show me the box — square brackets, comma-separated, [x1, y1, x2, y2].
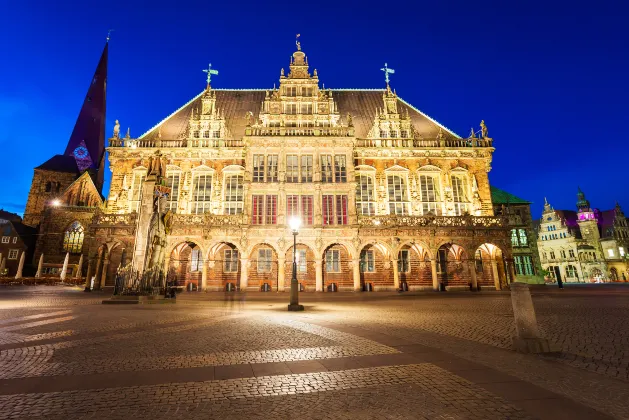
[288, 217, 304, 311]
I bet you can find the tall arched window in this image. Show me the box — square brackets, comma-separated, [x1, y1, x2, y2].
[191, 169, 213, 214]
[355, 173, 375, 216]
[418, 167, 442, 215]
[224, 174, 244, 214]
[63, 221, 84, 254]
[450, 173, 469, 215]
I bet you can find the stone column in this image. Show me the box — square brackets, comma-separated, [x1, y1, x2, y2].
[352, 259, 361, 291]
[99, 250, 110, 290]
[469, 261, 478, 291]
[240, 258, 249, 290]
[201, 260, 207, 291]
[84, 257, 94, 291]
[491, 260, 501, 290]
[431, 259, 439, 291]
[508, 260, 517, 285]
[93, 250, 103, 290]
[392, 259, 400, 290]
[315, 258, 323, 292]
[277, 257, 286, 291]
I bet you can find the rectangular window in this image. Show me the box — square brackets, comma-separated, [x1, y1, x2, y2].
[190, 248, 202, 272]
[287, 195, 299, 219]
[320, 155, 333, 183]
[130, 172, 145, 212]
[620, 247, 626, 257]
[223, 249, 239, 273]
[451, 175, 468, 215]
[296, 249, 307, 272]
[12, 237, 17, 244]
[325, 249, 341, 273]
[286, 155, 299, 183]
[264, 155, 278, 182]
[356, 174, 375, 216]
[165, 173, 180, 213]
[550, 251, 556, 259]
[302, 87, 313, 97]
[265, 195, 277, 225]
[560, 250, 566, 259]
[212, 130, 220, 138]
[191, 173, 212, 214]
[334, 155, 347, 183]
[322, 195, 334, 225]
[568, 249, 575, 258]
[523, 256, 534, 276]
[203, 130, 210, 138]
[301, 196, 313, 225]
[1, 237, 8, 244]
[258, 249, 273, 273]
[224, 175, 244, 215]
[300, 155, 313, 182]
[301, 103, 313, 114]
[511, 229, 519, 247]
[608, 249, 615, 257]
[253, 155, 265, 182]
[518, 229, 528, 246]
[398, 250, 410, 273]
[387, 175, 409, 215]
[285, 86, 297, 97]
[514, 256, 523, 275]
[285, 103, 297, 114]
[360, 250, 375, 273]
[335, 195, 348, 225]
[419, 175, 439, 215]
[8, 249, 18, 260]
[252, 195, 264, 225]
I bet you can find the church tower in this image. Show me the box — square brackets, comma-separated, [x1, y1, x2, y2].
[23, 40, 108, 227]
[576, 187, 602, 252]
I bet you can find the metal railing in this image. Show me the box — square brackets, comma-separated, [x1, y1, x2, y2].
[355, 138, 493, 148]
[109, 138, 244, 148]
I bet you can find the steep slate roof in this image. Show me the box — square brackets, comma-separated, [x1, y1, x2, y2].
[490, 186, 531, 205]
[35, 155, 79, 174]
[138, 89, 460, 141]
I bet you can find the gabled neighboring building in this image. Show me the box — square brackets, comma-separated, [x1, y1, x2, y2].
[537, 189, 629, 282]
[0, 212, 37, 277]
[491, 186, 543, 283]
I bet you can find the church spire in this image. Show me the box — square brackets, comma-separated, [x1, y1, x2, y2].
[63, 39, 108, 192]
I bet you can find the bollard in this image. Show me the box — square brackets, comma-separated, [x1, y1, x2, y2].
[510, 282, 554, 353]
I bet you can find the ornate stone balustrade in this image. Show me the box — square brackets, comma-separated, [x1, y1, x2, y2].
[93, 212, 137, 226]
[108, 138, 244, 148]
[358, 215, 507, 228]
[355, 138, 493, 148]
[171, 213, 246, 227]
[247, 126, 354, 137]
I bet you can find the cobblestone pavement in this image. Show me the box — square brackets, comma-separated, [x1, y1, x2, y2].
[0, 285, 626, 419]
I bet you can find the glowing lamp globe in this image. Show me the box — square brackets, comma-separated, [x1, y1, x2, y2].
[289, 217, 302, 232]
[51, 199, 61, 207]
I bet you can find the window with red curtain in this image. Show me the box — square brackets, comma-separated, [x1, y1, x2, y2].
[265, 195, 277, 224]
[287, 195, 299, 219]
[322, 195, 334, 225]
[335, 195, 348, 225]
[252, 195, 264, 224]
[301, 196, 313, 225]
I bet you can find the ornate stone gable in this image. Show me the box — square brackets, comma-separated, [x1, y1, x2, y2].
[187, 89, 232, 140]
[367, 85, 416, 140]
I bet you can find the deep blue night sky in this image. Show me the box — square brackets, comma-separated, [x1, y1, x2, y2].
[1, 1, 627, 218]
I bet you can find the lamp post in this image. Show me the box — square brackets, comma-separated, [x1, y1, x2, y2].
[288, 217, 304, 311]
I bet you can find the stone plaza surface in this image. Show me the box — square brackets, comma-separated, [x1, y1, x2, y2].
[0, 285, 627, 419]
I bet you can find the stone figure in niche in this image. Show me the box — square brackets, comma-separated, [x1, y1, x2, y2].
[144, 193, 169, 272]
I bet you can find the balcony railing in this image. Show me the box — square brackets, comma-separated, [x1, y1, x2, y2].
[171, 213, 246, 227]
[355, 138, 493, 148]
[109, 138, 244, 148]
[247, 126, 354, 137]
[358, 215, 506, 228]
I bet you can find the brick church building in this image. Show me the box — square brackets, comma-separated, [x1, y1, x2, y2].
[22, 38, 516, 292]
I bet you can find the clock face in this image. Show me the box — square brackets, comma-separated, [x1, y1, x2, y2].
[73, 146, 89, 159]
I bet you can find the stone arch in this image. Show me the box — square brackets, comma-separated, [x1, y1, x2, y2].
[436, 242, 471, 291]
[206, 240, 241, 291]
[284, 242, 316, 292]
[322, 242, 352, 291]
[395, 240, 433, 291]
[168, 241, 205, 290]
[248, 242, 280, 291]
[358, 241, 394, 291]
[474, 243, 508, 290]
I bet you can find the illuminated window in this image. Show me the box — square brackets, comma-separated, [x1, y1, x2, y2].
[620, 247, 625, 257]
[300, 155, 313, 182]
[129, 171, 145, 212]
[398, 250, 410, 273]
[360, 250, 375, 273]
[165, 173, 180, 212]
[511, 229, 519, 247]
[253, 155, 265, 182]
[191, 172, 212, 214]
[12, 237, 17, 244]
[608, 249, 615, 257]
[325, 249, 341, 273]
[419, 175, 440, 215]
[523, 256, 534, 275]
[267, 155, 278, 182]
[514, 256, 523, 275]
[286, 155, 299, 182]
[286, 195, 313, 225]
[356, 174, 375, 216]
[190, 248, 202, 272]
[301, 103, 312, 114]
[224, 175, 244, 215]
[451, 175, 468, 215]
[296, 249, 307, 272]
[320, 155, 333, 183]
[285, 86, 297, 97]
[223, 249, 239, 273]
[257, 248, 273, 273]
[301, 196, 313, 225]
[387, 175, 409, 215]
[1, 237, 8, 244]
[63, 221, 84, 254]
[518, 229, 528, 246]
[285, 103, 297, 114]
[334, 156, 347, 183]
[8, 249, 18, 260]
